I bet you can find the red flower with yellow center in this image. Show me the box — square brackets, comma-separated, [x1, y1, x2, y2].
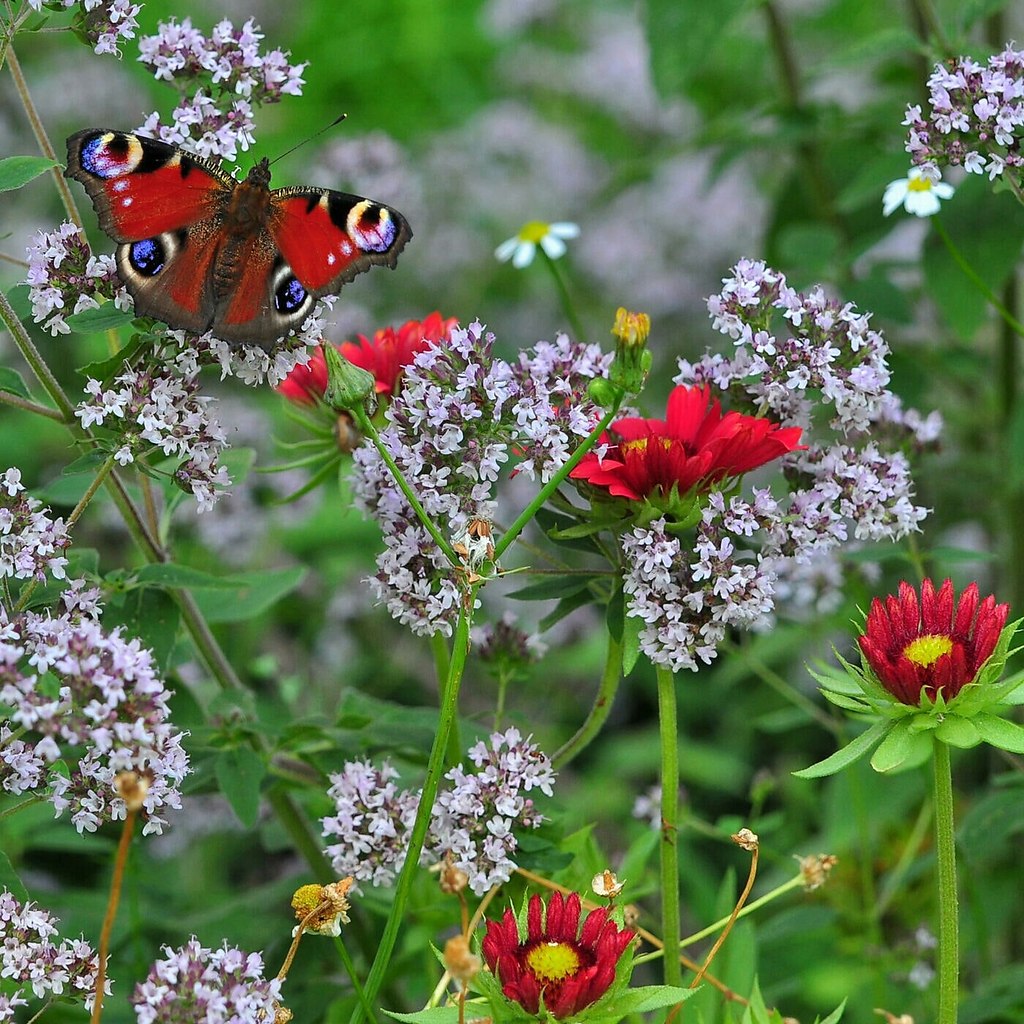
[277, 312, 458, 406]
[569, 384, 803, 502]
[482, 891, 634, 1019]
[858, 578, 1010, 705]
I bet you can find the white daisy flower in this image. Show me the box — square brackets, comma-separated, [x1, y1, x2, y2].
[494, 220, 580, 268]
[882, 167, 954, 217]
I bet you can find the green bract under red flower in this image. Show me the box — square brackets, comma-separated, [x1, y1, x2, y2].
[858, 578, 1010, 705]
[276, 312, 458, 406]
[569, 384, 803, 502]
[482, 891, 634, 1020]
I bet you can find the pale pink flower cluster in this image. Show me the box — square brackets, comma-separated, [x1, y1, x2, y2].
[25, 221, 131, 336]
[904, 42, 1024, 183]
[0, 889, 104, 1020]
[322, 728, 555, 895]
[28, 0, 142, 57]
[0, 468, 69, 582]
[136, 16, 306, 160]
[75, 365, 230, 511]
[0, 586, 189, 834]
[132, 937, 282, 1024]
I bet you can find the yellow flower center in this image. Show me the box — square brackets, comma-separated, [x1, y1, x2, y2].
[907, 176, 934, 193]
[525, 941, 581, 983]
[519, 220, 552, 243]
[903, 634, 953, 667]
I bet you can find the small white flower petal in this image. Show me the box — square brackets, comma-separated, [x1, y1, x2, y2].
[539, 234, 567, 260]
[882, 180, 909, 216]
[494, 237, 520, 262]
[548, 221, 580, 240]
[511, 241, 536, 269]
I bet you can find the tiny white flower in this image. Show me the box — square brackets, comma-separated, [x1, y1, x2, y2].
[494, 220, 580, 268]
[882, 167, 954, 217]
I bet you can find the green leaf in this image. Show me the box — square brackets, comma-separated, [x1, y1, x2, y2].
[79, 335, 146, 380]
[815, 999, 847, 1024]
[644, 0, 746, 96]
[0, 155, 57, 191]
[214, 747, 266, 828]
[793, 721, 888, 778]
[604, 985, 695, 1016]
[506, 574, 602, 601]
[539, 589, 597, 632]
[65, 304, 135, 333]
[193, 566, 306, 622]
[934, 716, 982, 749]
[0, 366, 31, 399]
[135, 563, 243, 590]
[0, 852, 29, 901]
[621, 607, 643, 677]
[870, 720, 932, 772]
[102, 588, 181, 672]
[384, 1008, 489, 1024]
[972, 715, 1024, 753]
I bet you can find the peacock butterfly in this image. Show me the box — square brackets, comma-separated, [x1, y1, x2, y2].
[65, 129, 412, 350]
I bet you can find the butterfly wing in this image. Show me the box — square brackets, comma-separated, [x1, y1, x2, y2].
[66, 129, 232, 335]
[207, 186, 412, 347]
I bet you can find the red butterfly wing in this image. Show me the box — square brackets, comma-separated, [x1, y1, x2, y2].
[66, 130, 231, 334]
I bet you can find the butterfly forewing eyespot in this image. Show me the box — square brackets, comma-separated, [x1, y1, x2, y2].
[345, 199, 398, 254]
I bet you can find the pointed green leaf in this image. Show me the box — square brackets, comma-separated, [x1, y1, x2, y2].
[972, 715, 1024, 753]
[0, 155, 57, 191]
[871, 720, 932, 772]
[215, 747, 266, 827]
[507, 574, 602, 601]
[793, 721, 889, 778]
[815, 999, 847, 1024]
[622, 607, 643, 677]
[0, 852, 29, 902]
[65, 304, 134, 333]
[0, 366, 31, 399]
[194, 566, 306, 622]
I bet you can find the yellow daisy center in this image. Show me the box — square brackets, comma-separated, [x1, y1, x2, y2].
[525, 941, 581, 983]
[903, 634, 953, 667]
[519, 220, 552, 243]
[907, 176, 934, 193]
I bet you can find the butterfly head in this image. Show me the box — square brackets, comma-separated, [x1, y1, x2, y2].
[247, 157, 273, 189]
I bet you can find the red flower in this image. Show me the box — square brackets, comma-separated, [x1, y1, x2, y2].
[858, 578, 1010, 705]
[481, 891, 634, 1019]
[569, 384, 803, 501]
[277, 312, 458, 406]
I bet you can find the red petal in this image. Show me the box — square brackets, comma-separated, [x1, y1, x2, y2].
[558, 892, 582, 942]
[578, 906, 609, 947]
[545, 891, 566, 938]
[666, 385, 718, 445]
[527, 894, 544, 941]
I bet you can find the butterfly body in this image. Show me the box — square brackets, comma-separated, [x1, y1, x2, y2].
[65, 129, 411, 349]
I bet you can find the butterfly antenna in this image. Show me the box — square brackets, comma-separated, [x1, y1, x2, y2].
[270, 113, 348, 167]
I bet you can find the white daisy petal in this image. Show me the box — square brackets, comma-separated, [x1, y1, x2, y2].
[540, 235, 567, 260]
[511, 241, 536, 268]
[494, 237, 520, 262]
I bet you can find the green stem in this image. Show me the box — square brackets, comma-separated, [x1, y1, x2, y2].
[552, 633, 622, 769]
[493, 401, 621, 561]
[932, 217, 1024, 338]
[352, 406, 461, 566]
[349, 594, 477, 1024]
[333, 935, 379, 1024]
[656, 665, 681, 988]
[933, 738, 959, 1024]
[0, 389, 64, 421]
[540, 249, 587, 343]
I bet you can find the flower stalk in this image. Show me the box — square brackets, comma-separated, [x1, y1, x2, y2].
[657, 665, 682, 988]
[933, 737, 959, 1024]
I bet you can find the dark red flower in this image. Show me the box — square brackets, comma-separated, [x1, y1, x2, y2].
[276, 312, 458, 406]
[569, 384, 803, 501]
[858, 578, 1010, 705]
[481, 891, 634, 1019]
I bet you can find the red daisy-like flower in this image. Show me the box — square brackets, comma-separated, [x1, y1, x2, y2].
[481, 891, 634, 1020]
[569, 384, 803, 502]
[277, 312, 458, 406]
[858, 578, 1010, 705]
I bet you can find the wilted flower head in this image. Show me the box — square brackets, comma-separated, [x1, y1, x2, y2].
[290, 878, 353, 936]
[481, 891, 635, 1019]
[131, 937, 282, 1024]
[858, 578, 1009, 705]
